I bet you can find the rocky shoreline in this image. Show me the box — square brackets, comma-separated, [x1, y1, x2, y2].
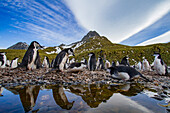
[0, 68, 170, 106]
[0, 68, 169, 87]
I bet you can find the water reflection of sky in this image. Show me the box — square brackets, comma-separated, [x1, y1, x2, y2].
[0, 84, 168, 113]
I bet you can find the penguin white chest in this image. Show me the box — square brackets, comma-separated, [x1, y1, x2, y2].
[59, 54, 68, 71]
[154, 59, 165, 75]
[11, 60, 18, 68]
[88, 57, 91, 70]
[43, 58, 49, 68]
[28, 48, 37, 70]
[118, 72, 130, 80]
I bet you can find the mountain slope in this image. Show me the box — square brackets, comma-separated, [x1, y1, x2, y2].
[7, 42, 29, 50]
[2, 31, 170, 65]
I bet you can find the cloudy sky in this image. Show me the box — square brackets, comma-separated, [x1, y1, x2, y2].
[0, 0, 169, 48]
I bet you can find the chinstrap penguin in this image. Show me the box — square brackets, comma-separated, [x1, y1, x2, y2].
[142, 57, 151, 71]
[19, 41, 42, 70]
[10, 57, 19, 68]
[88, 52, 96, 71]
[51, 59, 55, 68]
[53, 48, 75, 72]
[96, 57, 104, 70]
[105, 60, 111, 69]
[112, 61, 116, 67]
[153, 53, 168, 75]
[120, 56, 130, 66]
[42, 56, 50, 68]
[107, 66, 150, 81]
[0, 52, 7, 68]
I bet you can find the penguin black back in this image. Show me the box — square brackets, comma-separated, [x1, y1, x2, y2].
[0, 52, 5, 66]
[108, 66, 150, 81]
[120, 56, 130, 66]
[19, 41, 42, 70]
[88, 52, 96, 71]
[53, 48, 74, 71]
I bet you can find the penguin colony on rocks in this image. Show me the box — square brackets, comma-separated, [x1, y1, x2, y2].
[0, 41, 169, 82]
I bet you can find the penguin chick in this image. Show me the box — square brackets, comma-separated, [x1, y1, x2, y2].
[10, 57, 19, 68]
[107, 66, 150, 81]
[96, 57, 104, 70]
[105, 60, 111, 69]
[153, 53, 168, 75]
[42, 56, 50, 68]
[142, 58, 151, 71]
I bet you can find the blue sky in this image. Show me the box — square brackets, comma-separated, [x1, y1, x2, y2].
[0, 0, 170, 48]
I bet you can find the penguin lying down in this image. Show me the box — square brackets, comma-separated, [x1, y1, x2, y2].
[65, 62, 87, 73]
[107, 66, 150, 81]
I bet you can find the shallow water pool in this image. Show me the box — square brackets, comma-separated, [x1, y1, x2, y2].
[0, 83, 169, 113]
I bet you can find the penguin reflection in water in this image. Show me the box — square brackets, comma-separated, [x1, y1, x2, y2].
[107, 66, 150, 81]
[52, 48, 75, 72]
[52, 86, 75, 110]
[19, 41, 42, 70]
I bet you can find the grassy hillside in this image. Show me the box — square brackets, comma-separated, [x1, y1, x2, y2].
[0, 36, 169, 65]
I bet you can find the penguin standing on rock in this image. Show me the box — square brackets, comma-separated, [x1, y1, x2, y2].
[96, 57, 104, 70]
[51, 59, 55, 68]
[53, 48, 75, 72]
[42, 56, 50, 68]
[120, 56, 130, 66]
[105, 60, 111, 69]
[153, 53, 168, 75]
[107, 66, 150, 81]
[88, 52, 96, 71]
[0, 52, 7, 68]
[142, 57, 151, 71]
[19, 41, 42, 70]
[10, 57, 19, 68]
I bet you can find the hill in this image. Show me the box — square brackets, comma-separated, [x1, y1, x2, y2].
[1, 31, 170, 65]
[7, 42, 29, 50]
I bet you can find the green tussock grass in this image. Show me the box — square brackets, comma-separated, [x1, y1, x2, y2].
[0, 37, 169, 65]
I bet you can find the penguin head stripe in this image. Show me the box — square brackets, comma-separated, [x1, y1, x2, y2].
[30, 41, 43, 48]
[65, 48, 75, 56]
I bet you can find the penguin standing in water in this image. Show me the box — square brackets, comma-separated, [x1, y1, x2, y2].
[88, 52, 96, 71]
[107, 66, 150, 81]
[10, 57, 19, 68]
[96, 57, 104, 70]
[153, 53, 168, 75]
[42, 56, 50, 68]
[53, 48, 74, 72]
[19, 41, 42, 70]
[120, 56, 130, 66]
[0, 52, 7, 68]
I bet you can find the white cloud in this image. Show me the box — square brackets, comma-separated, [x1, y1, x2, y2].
[65, 0, 170, 43]
[2, 0, 86, 46]
[137, 31, 170, 46]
